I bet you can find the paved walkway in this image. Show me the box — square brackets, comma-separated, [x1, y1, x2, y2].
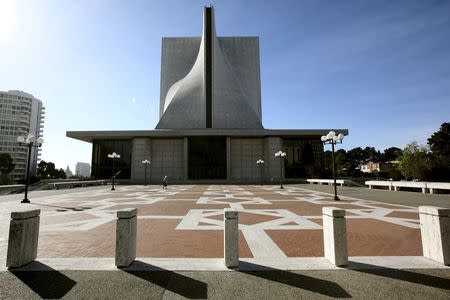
[0, 185, 427, 259]
[297, 184, 450, 208]
[1, 267, 449, 299]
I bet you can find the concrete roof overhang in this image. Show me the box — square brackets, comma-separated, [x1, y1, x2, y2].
[66, 129, 349, 143]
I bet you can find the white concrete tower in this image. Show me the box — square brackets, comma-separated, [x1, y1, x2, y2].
[157, 6, 262, 129]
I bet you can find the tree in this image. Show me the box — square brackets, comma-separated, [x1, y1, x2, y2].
[362, 147, 381, 162]
[382, 147, 402, 162]
[0, 153, 15, 185]
[397, 142, 431, 180]
[427, 122, 450, 181]
[0, 153, 15, 175]
[428, 122, 450, 157]
[36, 160, 67, 179]
[347, 147, 365, 164]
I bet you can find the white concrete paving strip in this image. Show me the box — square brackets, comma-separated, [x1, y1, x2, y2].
[0, 256, 448, 272]
[241, 228, 287, 258]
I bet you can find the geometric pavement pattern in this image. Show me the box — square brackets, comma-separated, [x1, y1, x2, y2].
[0, 185, 422, 259]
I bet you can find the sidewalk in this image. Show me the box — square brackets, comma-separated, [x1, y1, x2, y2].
[1, 266, 449, 299]
[297, 184, 450, 208]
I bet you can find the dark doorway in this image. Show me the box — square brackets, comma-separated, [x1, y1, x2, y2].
[188, 137, 226, 180]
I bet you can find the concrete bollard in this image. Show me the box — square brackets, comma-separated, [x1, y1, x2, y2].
[115, 208, 137, 267]
[6, 209, 41, 268]
[322, 207, 348, 267]
[224, 208, 239, 268]
[419, 206, 450, 265]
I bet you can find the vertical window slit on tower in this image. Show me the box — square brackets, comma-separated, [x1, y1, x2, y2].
[205, 7, 212, 128]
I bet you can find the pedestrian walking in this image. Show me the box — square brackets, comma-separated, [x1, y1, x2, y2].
[162, 176, 168, 189]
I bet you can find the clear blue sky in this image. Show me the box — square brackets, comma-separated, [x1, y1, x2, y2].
[1, 0, 449, 171]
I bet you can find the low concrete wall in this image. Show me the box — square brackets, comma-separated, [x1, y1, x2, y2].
[366, 181, 450, 194]
[307, 179, 349, 186]
[0, 184, 25, 195]
[48, 180, 108, 190]
[6, 209, 40, 268]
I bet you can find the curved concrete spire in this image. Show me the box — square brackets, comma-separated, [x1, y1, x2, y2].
[156, 6, 263, 129]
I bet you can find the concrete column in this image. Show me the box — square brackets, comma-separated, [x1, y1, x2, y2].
[183, 137, 188, 181]
[224, 208, 239, 268]
[419, 206, 450, 265]
[429, 188, 435, 194]
[226, 137, 231, 182]
[421, 187, 427, 194]
[322, 207, 348, 267]
[369, 185, 373, 189]
[115, 208, 137, 267]
[6, 209, 40, 268]
[394, 186, 399, 191]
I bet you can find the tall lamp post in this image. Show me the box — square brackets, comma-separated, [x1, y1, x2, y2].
[274, 150, 286, 189]
[321, 131, 345, 201]
[256, 159, 264, 185]
[17, 134, 44, 203]
[108, 152, 120, 191]
[142, 159, 151, 186]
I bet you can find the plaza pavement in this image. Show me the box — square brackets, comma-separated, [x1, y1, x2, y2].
[0, 184, 432, 259]
[0, 184, 449, 299]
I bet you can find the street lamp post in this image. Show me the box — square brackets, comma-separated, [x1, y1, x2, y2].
[17, 134, 44, 203]
[108, 152, 120, 191]
[274, 150, 286, 189]
[321, 131, 345, 201]
[256, 159, 264, 185]
[142, 159, 151, 186]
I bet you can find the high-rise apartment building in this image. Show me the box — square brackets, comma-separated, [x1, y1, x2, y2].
[0, 90, 45, 178]
[75, 162, 91, 177]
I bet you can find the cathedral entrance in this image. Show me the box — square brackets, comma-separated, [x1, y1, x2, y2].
[188, 137, 227, 180]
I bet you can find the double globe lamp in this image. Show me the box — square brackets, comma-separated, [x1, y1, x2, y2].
[321, 131, 345, 201]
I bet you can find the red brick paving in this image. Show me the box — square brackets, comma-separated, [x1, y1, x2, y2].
[2, 185, 422, 259]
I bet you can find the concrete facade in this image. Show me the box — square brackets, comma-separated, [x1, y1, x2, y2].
[75, 162, 91, 177]
[157, 6, 262, 129]
[66, 6, 349, 183]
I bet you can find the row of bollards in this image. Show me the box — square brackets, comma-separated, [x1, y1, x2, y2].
[5, 205, 449, 269]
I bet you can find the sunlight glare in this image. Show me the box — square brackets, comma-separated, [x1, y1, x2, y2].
[0, 0, 20, 42]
